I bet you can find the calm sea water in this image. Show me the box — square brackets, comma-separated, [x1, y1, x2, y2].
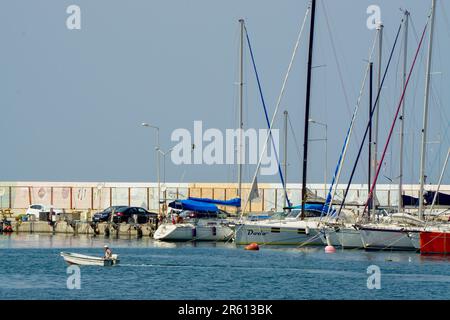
[0, 233, 449, 300]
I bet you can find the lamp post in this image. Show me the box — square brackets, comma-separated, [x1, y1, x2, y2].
[308, 118, 328, 195]
[157, 147, 174, 212]
[141, 123, 160, 215]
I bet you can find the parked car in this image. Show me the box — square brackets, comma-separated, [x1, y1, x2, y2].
[112, 207, 157, 224]
[26, 204, 63, 220]
[92, 206, 128, 223]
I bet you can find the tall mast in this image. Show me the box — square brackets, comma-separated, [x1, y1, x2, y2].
[237, 19, 244, 204]
[368, 62, 373, 220]
[419, 0, 437, 220]
[372, 23, 383, 218]
[429, 148, 450, 213]
[283, 110, 288, 208]
[399, 10, 409, 213]
[301, 0, 316, 219]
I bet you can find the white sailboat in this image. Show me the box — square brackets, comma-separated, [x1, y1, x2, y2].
[153, 198, 239, 242]
[234, 219, 322, 246]
[316, 22, 383, 250]
[319, 222, 364, 249]
[154, 19, 248, 243]
[234, 1, 324, 247]
[234, 205, 327, 246]
[154, 218, 234, 241]
[359, 2, 436, 251]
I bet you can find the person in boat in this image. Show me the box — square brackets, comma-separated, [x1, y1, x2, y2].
[176, 214, 184, 224]
[103, 245, 112, 260]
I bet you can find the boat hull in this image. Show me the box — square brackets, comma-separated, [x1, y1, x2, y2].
[359, 227, 418, 251]
[234, 221, 323, 245]
[154, 222, 234, 241]
[409, 232, 421, 250]
[420, 231, 450, 254]
[60, 252, 119, 266]
[321, 226, 363, 249]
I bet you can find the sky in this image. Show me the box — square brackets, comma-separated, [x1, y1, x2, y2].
[0, 0, 449, 185]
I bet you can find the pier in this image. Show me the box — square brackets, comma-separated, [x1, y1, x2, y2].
[7, 220, 157, 237]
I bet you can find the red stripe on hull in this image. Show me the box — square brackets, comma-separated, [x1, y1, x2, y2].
[420, 231, 450, 254]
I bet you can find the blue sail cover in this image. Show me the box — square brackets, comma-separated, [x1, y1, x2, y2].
[290, 203, 336, 215]
[168, 199, 218, 213]
[402, 194, 420, 206]
[424, 191, 450, 206]
[187, 197, 241, 207]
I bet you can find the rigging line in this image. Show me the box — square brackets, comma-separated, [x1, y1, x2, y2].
[287, 114, 303, 165]
[336, 21, 404, 218]
[440, 2, 450, 40]
[240, 4, 311, 216]
[362, 20, 429, 217]
[428, 84, 450, 175]
[244, 25, 291, 207]
[321, 31, 379, 221]
[321, 0, 352, 117]
[321, 0, 366, 184]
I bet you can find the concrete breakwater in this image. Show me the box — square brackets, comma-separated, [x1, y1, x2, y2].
[1, 181, 448, 214]
[8, 220, 156, 237]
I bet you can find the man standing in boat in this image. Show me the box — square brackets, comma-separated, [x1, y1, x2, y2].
[103, 245, 112, 260]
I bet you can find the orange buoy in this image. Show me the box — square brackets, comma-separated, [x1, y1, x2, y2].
[245, 242, 259, 251]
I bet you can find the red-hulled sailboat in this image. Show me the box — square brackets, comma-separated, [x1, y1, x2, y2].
[420, 230, 450, 254]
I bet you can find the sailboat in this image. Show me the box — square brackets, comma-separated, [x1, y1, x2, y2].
[233, 0, 330, 246]
[409, 148, 450, 253]
[319, 10, 404, 250]
[154, 19, 249, 242]
[235, 203, 330, 245]
[317, 29, 381, 250]
[359, 4, 433, 251]
[153, 197, 239, 241]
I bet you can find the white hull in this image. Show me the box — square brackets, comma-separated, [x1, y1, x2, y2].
[409, 232, 421, 250]
[60, 252, 119, 266]
[359, 226, 419, 251]
[234, 220, 323, 245]
[320, 225, 363, 248]
[154, 221, 234, 241]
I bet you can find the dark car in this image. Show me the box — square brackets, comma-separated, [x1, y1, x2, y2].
[112, 207, 157, 224]
[92, 206, 128, 223]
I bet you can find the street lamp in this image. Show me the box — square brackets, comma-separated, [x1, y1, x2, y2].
[141, 123, 161, 215]
[309, 118, 328, 195]
[157, 147, 175, 212]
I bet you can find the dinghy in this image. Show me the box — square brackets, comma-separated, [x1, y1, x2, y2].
[60, 252, 120, 266]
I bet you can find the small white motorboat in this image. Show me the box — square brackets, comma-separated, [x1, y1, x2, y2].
[60, 252, 120, 266]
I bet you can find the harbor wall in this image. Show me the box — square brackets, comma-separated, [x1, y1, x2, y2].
[0, 181, 449, 213]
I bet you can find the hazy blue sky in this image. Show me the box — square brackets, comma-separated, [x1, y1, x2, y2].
[0, 0, 449, 185]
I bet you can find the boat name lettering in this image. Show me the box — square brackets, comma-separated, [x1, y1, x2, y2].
[247, 229, 267, 236]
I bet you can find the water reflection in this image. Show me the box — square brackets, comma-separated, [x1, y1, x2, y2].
[0, 233, 236, 250]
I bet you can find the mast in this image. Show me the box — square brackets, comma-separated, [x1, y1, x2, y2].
[399, 10, 409, 213]
[372, 23, 383, 219]
[301, 0, 316, 219]
[283, 110, 288, 208]
[237, 19, 244, 205]
[429, 148, 450, 213]
[368, 62, 373, 220]
[419, 0, 436, 220]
